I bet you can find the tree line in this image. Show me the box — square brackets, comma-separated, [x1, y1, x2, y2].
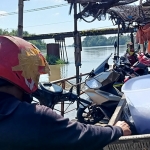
[0, 29, 46, 50]
[82, 34, 131, 47]
[1, 28, 132, 48]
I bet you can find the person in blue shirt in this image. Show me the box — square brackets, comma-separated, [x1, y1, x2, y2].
[0, 35, 131, 150]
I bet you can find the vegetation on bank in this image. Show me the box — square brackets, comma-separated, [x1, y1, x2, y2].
[46, 55, 67, 65]
[82, 34, 131, 47]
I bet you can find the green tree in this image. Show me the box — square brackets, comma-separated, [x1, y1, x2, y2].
[82, 34, 131, 47]
[0, 28, 46, 50]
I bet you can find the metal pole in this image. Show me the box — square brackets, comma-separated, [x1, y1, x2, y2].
[74, 3, 81, 108]
[117, 23, 120, 57]
[18, 0, 24, 38]
[139, 0, 142, 5]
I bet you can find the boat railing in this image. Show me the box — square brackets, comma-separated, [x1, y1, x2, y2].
[50, 72, 89, 116]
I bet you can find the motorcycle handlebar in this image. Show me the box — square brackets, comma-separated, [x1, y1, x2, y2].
[32, 84, 92, 108]
[114, 63, 139, 77]
[64, 92, 92, 105]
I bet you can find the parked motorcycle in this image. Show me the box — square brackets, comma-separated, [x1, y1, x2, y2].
[120, 52, 150, 83]
[77, 60, 138, 124]
[32, 52, 148, 125]
[132, 52, 150, 75]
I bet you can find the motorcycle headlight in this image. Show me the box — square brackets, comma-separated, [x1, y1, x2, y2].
[85, 78, 102, 89]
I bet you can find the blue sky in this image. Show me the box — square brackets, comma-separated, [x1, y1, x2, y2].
[0, 0, 139, 45]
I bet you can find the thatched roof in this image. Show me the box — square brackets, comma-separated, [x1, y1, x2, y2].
[107, 1, 150, 24]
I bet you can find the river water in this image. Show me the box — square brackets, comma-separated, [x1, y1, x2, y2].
[39, 45, 127, 119]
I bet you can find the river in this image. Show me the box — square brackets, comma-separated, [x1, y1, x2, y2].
[39, 45, 127, 120]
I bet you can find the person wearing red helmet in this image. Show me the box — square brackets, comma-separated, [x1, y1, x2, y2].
[0, 36, 131, 150]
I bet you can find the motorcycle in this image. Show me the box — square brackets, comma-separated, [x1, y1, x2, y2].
[76, 59, 139, 124]
[120, 52, 150, 83]
[132, 52, 150, 75]
[32, 53, 147, 125]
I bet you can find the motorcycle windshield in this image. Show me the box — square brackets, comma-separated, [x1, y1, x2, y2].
[85, 71, 120, 89]
[94, 53, 112, 75]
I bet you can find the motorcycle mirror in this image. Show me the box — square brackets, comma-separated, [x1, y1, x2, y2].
[85, 78, 102, 89]
[69, 86, 73, 93]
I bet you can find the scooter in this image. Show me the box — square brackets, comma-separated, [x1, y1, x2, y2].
[76, 60, 138, 124]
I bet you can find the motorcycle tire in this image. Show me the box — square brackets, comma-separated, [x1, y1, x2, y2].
[77, 105, 105, 124]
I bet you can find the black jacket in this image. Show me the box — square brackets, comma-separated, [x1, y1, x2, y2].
[0, 92, 123, 150]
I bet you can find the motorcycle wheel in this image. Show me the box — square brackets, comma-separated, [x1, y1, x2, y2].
[77, 105, 105, 124]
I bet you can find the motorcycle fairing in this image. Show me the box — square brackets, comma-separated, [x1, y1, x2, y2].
[85, 88, 121, 104]
[92, 70, 120, 87]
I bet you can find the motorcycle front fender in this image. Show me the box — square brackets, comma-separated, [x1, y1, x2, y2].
[78, 97, 93, 108]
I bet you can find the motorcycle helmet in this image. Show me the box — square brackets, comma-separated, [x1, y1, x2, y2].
[127, 42, 134, 56]
[0, 35, 50, 94]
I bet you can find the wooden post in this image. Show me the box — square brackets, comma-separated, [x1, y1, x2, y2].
[18, 0, 28, 38]
[61, 81, 65, 116]
[18, 0, 24, 38]
[64, 39, 69, 63]
[74, 3, 81, 109]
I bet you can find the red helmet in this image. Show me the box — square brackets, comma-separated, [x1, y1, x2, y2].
[0, 35, 50, 93]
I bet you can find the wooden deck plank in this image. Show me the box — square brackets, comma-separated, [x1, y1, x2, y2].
[108, 95, 126, 126]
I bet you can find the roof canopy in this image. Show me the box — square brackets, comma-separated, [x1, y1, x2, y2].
[108, 3, 150, 24]
[65, 0, 137, 4]
[65, 0, 150, 30]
